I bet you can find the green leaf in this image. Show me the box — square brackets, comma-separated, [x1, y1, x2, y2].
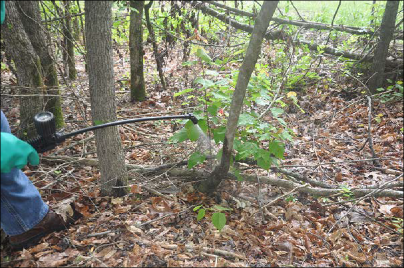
[257, 156, 272, 170]
[169, 128, 188, 143]
[193, 205, 203, 212]
[256, 97, 270, 106]
[206, 70, 219, 76]
[194, 77, 214, 88]
[285, 4, 289, 13]
[269, 140, 284, 159]
[211, 212, 226, 231]
[212, 205, 232, 211]
[237, 142, 259, 159]
[197, 209, 206, 220]
[233, 168, 243, 181]
[182, 60, 198, 66]
[211, 91, 230, 100]
[185, 121, 200, 141]
[276, 117, 287, 126]
[196, 48, 212, 63]
[213, 127, 226, 144]
[207, 105, 218, 115]
[174, 88, 195, 97]
[197, 119, 208, 133]
[188, 152, 206, 169]
[270, 107, 284, 117]
[280, 129, 293, 141]
[238, 113, 255, 126]
[216, 149, 223, 160]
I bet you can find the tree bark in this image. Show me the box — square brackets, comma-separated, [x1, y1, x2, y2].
[368, 1, 399, 93]
[198, 1, 279, 193]
[1, 1, 44, 139]
[63, 1, 77, 80]
[145, 1, 167, 91]
[130, 0, 146, 102]
[16, 1, 64, 129]
[85, 1, 128, 197]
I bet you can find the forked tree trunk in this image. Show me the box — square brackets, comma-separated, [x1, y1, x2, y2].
[129, 0, 146, 102]
[368, 1, 399, 93]
[1, 1, 44, 139]
[85, 1, 128, 197]
[17, 1, 64, 129]
[198, 1, 279, 193]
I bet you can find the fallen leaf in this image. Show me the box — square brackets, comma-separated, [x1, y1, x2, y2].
[379, 204, 396, 216]
[29, 242, 49, 254]
[390, 206, 403, 218]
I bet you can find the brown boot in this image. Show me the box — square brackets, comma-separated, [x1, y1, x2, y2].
[9, 210, 73, 250]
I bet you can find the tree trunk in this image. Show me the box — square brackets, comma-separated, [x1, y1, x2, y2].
[76, 0, 87, 72]
[1, 1, 44, 139]
[368, 1, 399, 93]
[129, 0, 146, 102]
[85, 1, 128, 197]
[145, 1, 167, 91]
[198, 1, 279, 193]
[16, 1, 64, 129]
[63, 1, 77, 80]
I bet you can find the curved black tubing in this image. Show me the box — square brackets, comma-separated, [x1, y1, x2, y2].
[61, 114, 197, 139]
[28, 113, 198, 153]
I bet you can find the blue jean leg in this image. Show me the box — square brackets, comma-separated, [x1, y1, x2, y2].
[1, 110, 48, 236]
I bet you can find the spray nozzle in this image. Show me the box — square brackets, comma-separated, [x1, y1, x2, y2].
[188, 113, 198, 125]
[28, 111, 200, 153]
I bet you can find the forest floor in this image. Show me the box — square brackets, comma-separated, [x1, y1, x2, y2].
[1, 40, 403, 267]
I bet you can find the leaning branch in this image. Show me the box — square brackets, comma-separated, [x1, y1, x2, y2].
[193, 1, 403, 68]
[42, 12, 85, 23]
[207, 1, 375, 35]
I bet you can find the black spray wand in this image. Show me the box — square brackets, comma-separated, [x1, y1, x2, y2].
[28, 111, 198, 153]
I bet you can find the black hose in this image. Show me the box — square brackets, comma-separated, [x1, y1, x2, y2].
[27, 113, 198, 153]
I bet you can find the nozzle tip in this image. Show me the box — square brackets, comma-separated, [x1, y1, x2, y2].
[188, 114, 198, 124]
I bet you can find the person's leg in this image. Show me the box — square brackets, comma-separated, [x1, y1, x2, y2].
[1, 110, 49, 236]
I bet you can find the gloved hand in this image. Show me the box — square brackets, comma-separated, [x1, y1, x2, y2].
[1, 132, 40, 173]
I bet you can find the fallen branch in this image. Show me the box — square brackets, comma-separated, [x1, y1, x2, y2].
[327, 173, 403, 234]
[136, 238, 245, 260]
[40, 156, 403, 198]
[254, 183, 309, 215]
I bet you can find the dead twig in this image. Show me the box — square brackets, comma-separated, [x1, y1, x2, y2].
[366, 96, 381, 166]
[327, 173, 403, 234]
[254, 183, 309, 215]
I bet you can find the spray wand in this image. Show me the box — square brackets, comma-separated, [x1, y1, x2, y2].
[27, 111, 198, 153]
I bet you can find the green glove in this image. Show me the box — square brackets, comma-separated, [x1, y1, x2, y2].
[1, 132, 40, 173]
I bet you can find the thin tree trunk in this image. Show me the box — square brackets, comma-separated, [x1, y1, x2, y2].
[368, 1, 399, 93]
[1, 1, 44, 139]
[145, 1, 167, 91]
[76, 0, 87, 72]
[130, 0, 146, 102]
[198, 1, 279, 192]
[63, 0, 77, 80]
[85, 1, 128, 197]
